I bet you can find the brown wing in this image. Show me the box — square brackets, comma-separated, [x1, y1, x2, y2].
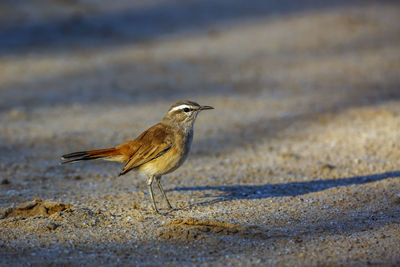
[118, 123, 173, 176]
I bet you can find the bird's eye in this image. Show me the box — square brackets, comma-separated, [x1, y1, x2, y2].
[183, 108, 190, 112]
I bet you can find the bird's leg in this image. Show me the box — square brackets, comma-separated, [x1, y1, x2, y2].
[147, 175, 159, 213]
[155, 176, 173, 210]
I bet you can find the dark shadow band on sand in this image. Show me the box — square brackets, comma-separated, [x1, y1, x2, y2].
[171, 171, 400, 203]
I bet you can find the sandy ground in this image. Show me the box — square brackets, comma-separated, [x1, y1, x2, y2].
[1, 0, 400, 266]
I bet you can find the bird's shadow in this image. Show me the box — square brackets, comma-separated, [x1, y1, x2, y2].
[170, 171, 400, 207]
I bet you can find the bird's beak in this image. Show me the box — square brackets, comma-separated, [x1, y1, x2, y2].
[199, 105, 214, 111]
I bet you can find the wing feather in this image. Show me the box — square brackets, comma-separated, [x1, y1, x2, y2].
[118, 124, 173, 176]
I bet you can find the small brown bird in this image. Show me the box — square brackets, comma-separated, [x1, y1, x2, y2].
[61, 100, 213, 213]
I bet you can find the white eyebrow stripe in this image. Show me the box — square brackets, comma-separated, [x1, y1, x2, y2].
[169, 104, 192, 112]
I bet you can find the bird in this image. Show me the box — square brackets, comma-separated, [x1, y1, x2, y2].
[61, 100, 214, 213]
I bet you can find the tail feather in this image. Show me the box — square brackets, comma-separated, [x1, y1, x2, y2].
[61, 148, 120, 164]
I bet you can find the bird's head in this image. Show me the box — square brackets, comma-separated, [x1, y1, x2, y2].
[163, 100, 214, 128]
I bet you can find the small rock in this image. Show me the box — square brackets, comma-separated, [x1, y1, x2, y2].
[47, 222, 59, 231]
[393, 194, 400, 205]
[321, 164, 335, 172]
[1, 179, 10, 185]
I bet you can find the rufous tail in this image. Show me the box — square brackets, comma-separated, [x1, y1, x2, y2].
[61, 147, 120, 164]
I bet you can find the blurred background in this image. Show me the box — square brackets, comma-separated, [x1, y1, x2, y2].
[1, 0, 399, 109]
